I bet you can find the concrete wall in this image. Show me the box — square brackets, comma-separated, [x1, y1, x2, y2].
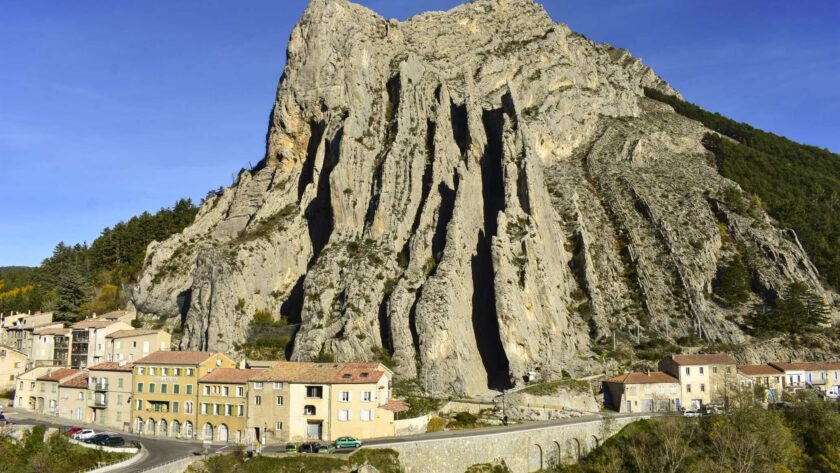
[394, 414, 430, 436]
[374, 415, 648, 473]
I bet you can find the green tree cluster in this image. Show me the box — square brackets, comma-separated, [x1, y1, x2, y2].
[646, 88, 840, 291]
[752, 282, 829, 336]
[0, 424, 129, 473]
[712, 257, 751, 307]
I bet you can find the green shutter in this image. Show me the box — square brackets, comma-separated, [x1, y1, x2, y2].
[173, 401, 179, 413]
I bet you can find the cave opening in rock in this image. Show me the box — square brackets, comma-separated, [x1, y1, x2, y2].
[471, 108, 513, 391]
[298, 120, 326, 200]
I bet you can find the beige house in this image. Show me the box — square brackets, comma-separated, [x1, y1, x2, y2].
[660, 353, 738, 410]
[13, 366, 51, 410]
[34, 368, 83, 416]
[247, 362, 395, 444]
[770, 361, 840, 396]
[89, 362, 134, 430]
[603, 371, 681, 413]
[0, 345, 27, 392]
[70, 319, 133, 369]
[58, 372, 91, 422]
[198, 368, 265, 443]
[2, 312, 61, 356]
[132, 351, 236, 439]
[30, 327, 72, 368]
[106, 329, 170, 363]
[737, 364, 784, 403]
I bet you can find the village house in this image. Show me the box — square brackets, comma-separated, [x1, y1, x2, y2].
[2, 312, 61, 356]
[0, 345, 27, 392]
[13, 366, 51, 410]
[246, 362, 396, 444]
[603, 371, 681, 413]
[659, 353, 738, 410]
[30, 327, 72, 368]
[34, 368, 83, 416]
[106, 329, 171, 363]
[771, 361, 840, 396]
[769, 362, 808, 389]
[88, 362, 134, 430]
[70, 319, 133, 369]
[131, 351, 236, 439]
[197, 368, 265, 443]
[737, 364, 785, 403]
[58, 371, 91, 422]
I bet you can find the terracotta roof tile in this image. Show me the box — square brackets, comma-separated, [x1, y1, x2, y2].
[135, 351, 216, 366]
[60, 372, 90, 388]
[381, 400, 409, 413]
[72, 319, 123, 329]
[668, 353, 737, 366]
[88, 362, 134, 372]
[200, 368, 266, 384]
[738, 364, 784, 376]
[771, 361, 840, 372]
[33, 327, 71, 336]
[605, 371, 679, 384]
[253, 362, 387, 384]
[106, 329, 161, 339]
[37, 368, 82, 382]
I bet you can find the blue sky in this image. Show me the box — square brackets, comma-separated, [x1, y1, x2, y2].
[1, 0, 838, 267]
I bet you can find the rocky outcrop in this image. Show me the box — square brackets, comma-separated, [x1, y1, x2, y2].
[132, 0, 836, 396]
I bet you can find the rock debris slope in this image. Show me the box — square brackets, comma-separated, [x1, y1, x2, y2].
[132, 0, 834, 395]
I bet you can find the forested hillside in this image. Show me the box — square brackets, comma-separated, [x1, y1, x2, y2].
[645, 88, 840, 291]
[0, 199, 198, 321]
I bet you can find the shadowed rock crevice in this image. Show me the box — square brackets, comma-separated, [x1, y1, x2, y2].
[377, 295, 393, 354]
[471, 108, 512, 390]
[280, 275, 306, 324]
[306, 128, 342, 264]
[451, 101, 470, 157]
[365, 74, 402, 230]
[298, 121, 327, 200]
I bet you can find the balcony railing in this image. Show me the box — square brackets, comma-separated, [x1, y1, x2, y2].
[94, 382, 108, 391]
[93, 398, 107, 408]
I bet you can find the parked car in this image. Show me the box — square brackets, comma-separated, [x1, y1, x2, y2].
[298, 442, 322, 453]
[101, 436, 125, 447]
[316, 444, 335, 454]
[335, 437, 363, 449]
[285, 443, 299, 453]
[86, 433, 111, 444]
[64, 427, 83, 436]
[682, 409, 702, 418]
[73, 429, 96, 440]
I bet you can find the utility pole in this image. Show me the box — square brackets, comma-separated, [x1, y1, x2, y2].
[612, 331, 616, 352]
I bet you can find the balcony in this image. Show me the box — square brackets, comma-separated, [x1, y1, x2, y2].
[94, 381, 108, 391]
[92, 398, 107, 408]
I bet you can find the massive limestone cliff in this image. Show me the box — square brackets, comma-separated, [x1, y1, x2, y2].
[132, 0, 835, 396]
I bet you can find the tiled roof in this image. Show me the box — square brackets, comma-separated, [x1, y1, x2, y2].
[668, 353, 737, 366]
[33, 327, 71, 336]
[381, 400, 410, 413]
[106, 329, 160, 339]
[88, 362, 134, 372]
[135, 351, 216, 366]
[605, 371, 679, 384]
[98, 310, 134, 319]
[199, 368, 266, 384]
[60, 372, 90, 388]
[37, 368, 82, 382]
[253, 362, 387, 384]
[771, 361, 840, 372]
[72, 319, 122, 329]
[738, 364, 783, 376]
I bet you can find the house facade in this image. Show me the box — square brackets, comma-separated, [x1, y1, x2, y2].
[603, 371, 681, 413]
[2, 312, 61, 357]
[58, 372, 91, 422]
[659, 354, 738, 410]
[30, 327, 72, 368]
[70, 319, 133, 369]
[13, 366, 51, 410]
[106, 329, 170, 363]
[88, 362, 134, 430]
[197, 368, 265, 443]
[131, 351, 236, 439]
[737, 364, 784, 403]
[34, 368, 82, 416]
[0, 345, 27, 392]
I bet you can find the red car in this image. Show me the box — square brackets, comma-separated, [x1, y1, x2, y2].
[64, 427, 83, 436]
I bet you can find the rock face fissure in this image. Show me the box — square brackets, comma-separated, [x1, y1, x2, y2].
[132, 0, 837, 395]
[472, 108, 513, 390]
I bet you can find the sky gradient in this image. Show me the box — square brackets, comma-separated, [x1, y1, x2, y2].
[1, 0, 838, 267]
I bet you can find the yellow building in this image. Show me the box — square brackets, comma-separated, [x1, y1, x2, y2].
[737, 364, 785, 403]
[106, 329, 171, 363]
[0, 345, 27, 392]
[198, 368, 265, 443]
[13, 366, 51, 410]
[58, 372, 91, 422]
[247, 362, 395, 444]
[603, 371, 681, 413]
[660, 353, 737, 410]
[132, 351, 235, 439]
[89, 362, 135, 430]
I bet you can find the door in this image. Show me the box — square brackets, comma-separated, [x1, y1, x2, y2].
[219, 424, 228, 442]
[306, 421, 323, 440]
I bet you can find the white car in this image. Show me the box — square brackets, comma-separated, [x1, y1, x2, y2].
[682, 409, 702, 418]
[73, 429, 96, 440]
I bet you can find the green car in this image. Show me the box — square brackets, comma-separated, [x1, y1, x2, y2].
[285, 443, 299, 453]
[334, 437, 363, 449]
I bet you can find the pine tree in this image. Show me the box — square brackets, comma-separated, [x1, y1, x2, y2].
[55, 264, 88, 322]
[713, 258, 751, 306]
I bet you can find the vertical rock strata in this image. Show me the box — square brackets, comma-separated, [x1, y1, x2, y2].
[132, 0, 835, 395]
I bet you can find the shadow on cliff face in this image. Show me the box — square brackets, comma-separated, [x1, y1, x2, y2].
[305, 128, 342, 265]
[472, 108, 513, 391]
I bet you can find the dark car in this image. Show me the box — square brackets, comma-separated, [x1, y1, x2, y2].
[298, 442, 321, 453]
[101, 436, 125, 447]
[87, 434, 113, 445]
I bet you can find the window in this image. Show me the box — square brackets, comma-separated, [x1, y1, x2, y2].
[361, 410, 372, 422]
[223, 386, 229, 396]
[186, 368, 194, 376]
[700, 384, 706, 392]
[275, 421, 283, 430]
[173, 401, 179, 414]
[203, 385, 210, 396]
[339, 391, 351, 402]
[149, 367, 156, 376]
[712, 367, 718, 374]
[237, 405, 244, 416]
[273, 382, 283, 390]
[306, 386, 323, 398]
[173, 384, 180, 394]
[135, 400, 143, 410]
[117, 378, 124, 389]
[699, 367, 704, 375]
[362, 391, 373, 402]
[254, 382, 264, 390]
[236, 386, 244, 397]
[137, 383, 144, 393]
[174, 368, 181, 376]
[78, 391, 84, 400]
[186, 385, 193, 395]
[670, 385, 677, 394]
[276, 396, 284, 406]
[149, 383, 156, 393]
[185, 401, 194, 414]
[687, 384, 692, 393]
[644, 385, 652, 395]
[685, 367, 690, 375]
[338, 409, 350, 421]
[304, 405, 316, 415]
[214, 404, 220, 415]
[201, 403, 208, 415]
[658, 386, 665, 394]
[225, 404, 232, 416]
[162, 368, 168, 376]
[161, 384, 168, 394]
[255, 396, 262, 406]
